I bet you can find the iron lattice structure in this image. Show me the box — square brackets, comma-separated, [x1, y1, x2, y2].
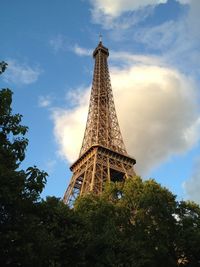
[63, 41, 136, 205]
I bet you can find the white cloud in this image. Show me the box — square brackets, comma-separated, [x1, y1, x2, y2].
[128, 0, 200, 76]
[3, 60, 41, 85]
[73, 44, 92, 56]
[51, 55, 200, 175]
[52, 87, 90, 162]
[89, 0, 190, 29]
[38, 95, 52, 108]
[111, 51, 163, 66]
[134, 20, 179, 51]
[90, 0, 167, 18]
[183, 155, 200, 204]
[49, 37, 92, 56]
[52, 106, 88, 163]
[90, 3, 154, 29]
[111, 64, 199, 174]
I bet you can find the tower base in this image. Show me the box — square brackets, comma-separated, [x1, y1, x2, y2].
[63, 145, 136, 206]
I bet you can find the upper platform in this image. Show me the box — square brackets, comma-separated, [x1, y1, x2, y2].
[93, 41, 109, 58]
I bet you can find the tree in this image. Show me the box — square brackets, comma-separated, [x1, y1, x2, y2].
[75, 194, 123, 266]
[176, 201, 200, 266]
[0, 63, 86, 266]
[37, 196, 86, 266]
[118, 177, 178, 266]
[0, 62, 48, 266]
[74, 177, 177, 267]
[0, 61, 7, 74]
[75, 177, 200, 267]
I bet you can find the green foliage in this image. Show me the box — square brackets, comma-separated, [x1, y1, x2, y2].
[0, 88, 28, 169]
[176, 201, 200, 266]
[74, 177, 200, 267]
[37, 196, 85, 266]
[75, 177, 179, 267]
[0, 61, 8, 74]
[75, 194, 123, 266]
[0, 63, 48, 266]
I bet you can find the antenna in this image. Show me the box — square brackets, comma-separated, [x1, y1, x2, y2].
[99, 33, 102, 43]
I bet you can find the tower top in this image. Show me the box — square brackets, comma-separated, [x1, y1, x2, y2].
[93, 37, 109, 58]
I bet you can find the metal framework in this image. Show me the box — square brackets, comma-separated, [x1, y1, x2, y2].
[63, 41, 136, 206]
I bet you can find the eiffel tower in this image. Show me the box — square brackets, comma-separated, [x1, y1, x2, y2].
[63, 39, 136, 205]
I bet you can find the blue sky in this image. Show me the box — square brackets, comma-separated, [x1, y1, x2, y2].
[1, 0, 200, 203]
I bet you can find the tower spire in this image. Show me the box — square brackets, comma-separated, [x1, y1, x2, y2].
[63, 41, 136, 206]
[79, 40, 127, 156]
[99, 33, 102, 43]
